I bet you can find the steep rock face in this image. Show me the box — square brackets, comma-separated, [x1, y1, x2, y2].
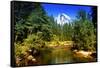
[56, 13, 71, 25]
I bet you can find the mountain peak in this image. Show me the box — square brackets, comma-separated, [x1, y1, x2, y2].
[55, 13, 71, 25]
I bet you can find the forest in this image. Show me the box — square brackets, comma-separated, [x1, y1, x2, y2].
[13, 2, 97, 66]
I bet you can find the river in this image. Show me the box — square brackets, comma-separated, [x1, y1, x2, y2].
[34, 46, 96, 65]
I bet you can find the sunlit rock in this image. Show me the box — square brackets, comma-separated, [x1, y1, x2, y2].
[74, 50, 92, 58]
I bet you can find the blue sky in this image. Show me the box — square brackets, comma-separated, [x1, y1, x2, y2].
[42, 3, 92, 20]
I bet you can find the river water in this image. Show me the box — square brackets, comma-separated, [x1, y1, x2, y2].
[35, 46, 96, 65]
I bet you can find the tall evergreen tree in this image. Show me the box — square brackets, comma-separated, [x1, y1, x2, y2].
[72, 10, 96, 51]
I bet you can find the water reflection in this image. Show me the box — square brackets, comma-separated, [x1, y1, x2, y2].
[37, 47, 96, 65]
[37, 47, 73, 65]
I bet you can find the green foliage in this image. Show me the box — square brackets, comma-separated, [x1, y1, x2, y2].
[76, 9, 87, 21]
[63, 23, 73, 41]
[72, 10, 96, 51]
[14, 2, 97, 66]
[15, 43, 29, 57]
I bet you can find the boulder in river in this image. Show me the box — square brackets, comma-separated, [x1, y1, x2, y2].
[73, 50, 92, 58]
